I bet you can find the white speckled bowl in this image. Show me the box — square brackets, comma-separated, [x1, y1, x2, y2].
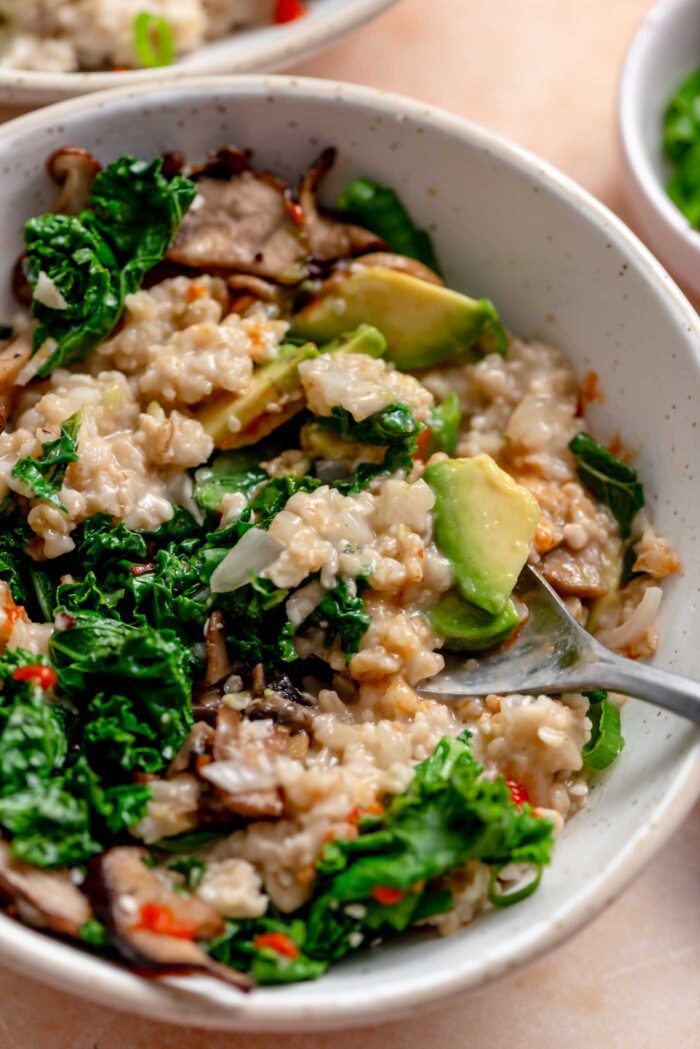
[0, 77, 698, 1031]
[0, 0, 397, 107]
[619, 0, 700, 298]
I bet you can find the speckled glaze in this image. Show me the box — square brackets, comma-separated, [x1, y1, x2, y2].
[0, 76, 697, 1031]
[619, 0, 700, 297]
[0, 0, 398, 107]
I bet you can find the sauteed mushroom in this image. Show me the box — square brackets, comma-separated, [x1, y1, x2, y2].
[47, 147, 102, 215]
[86, 846, 250, 990]
[0, 840, 92, 938]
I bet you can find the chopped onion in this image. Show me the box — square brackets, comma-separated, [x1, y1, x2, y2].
[33, 271, 69, 311]
[209, 528, 283, 594]
[598, 586, 662, 650]
[200, 759, 277, 794]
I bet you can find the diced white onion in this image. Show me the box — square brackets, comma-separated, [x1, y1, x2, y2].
[598, 586, 663, 649]
[209, 528, 283, 594]
[200, 760, 277, 794]
[33, 271, 69, 311]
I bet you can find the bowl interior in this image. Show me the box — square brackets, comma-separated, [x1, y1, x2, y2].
[0, 79, 698, 1030]
[620, 0, 700, 248]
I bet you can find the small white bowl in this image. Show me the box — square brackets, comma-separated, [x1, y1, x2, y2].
[619, 0, 700, 298]
[0, 76, 698, 1032]
[0, 0, 397, 108]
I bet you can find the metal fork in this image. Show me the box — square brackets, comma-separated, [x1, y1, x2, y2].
[417, 566, 700, 723]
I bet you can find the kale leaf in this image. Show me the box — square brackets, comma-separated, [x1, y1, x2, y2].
[302, 577, 370, 662]
[49, 611, 193, 759]
[337, 177, 442, 274]
[24, 155, 196, 376]
[250, 475, 322, 529]
[316, 402, 421, 447]
[0, 501, 33, 604]
[208, 916, 327, 985]
[304, 732, 553, 961]
[82, 692, 164, 775]
[0, 649, 68, 794]
[193, 448, 268, 514]
[74, 513, 148, 570]
[0, 650, 150, 867]
[206, 733, 553, 982]
[219, 576, 297, 668]
[568, 432, 644, 538]
[314, 403, 423, 495]
[11, 411, 81, 511]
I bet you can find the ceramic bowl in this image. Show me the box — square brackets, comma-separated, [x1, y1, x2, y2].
[0, 76, 698, 1031]
[0, 0, 397, 107]
[619, 0, 700, 298]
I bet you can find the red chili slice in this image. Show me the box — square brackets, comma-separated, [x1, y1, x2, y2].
[413, 428, 432, 463]
[12, 664, 57, 689]
[275, 0, 307, 23]
[137, 902, 199, 941]
[505, 778, 530, 810]
[253, 931, 299, 959]
[371, 885, 405, 906]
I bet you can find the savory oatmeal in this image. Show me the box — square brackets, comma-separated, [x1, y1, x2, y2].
[0, 1, 307, 74]
[0, 144, 679, 989]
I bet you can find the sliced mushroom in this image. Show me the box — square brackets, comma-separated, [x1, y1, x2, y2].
[200, 708, 293, 820]
[168, 721, 216, 777]
[203, 610, 232, 688]
[0, 333, 32, 433]
[191, 612, 236, 723]
[247, 674, 316, 732]
[0, 839, 92, 938]
[167, 168, 309, 285]
[542, 547, 609, 599]
[299, 148, 384, 263]
[47, 147, 102, 216]
[86, 846, 250, 990]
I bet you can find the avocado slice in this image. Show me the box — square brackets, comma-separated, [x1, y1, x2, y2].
[425, 454, 540, 615]
[292, 266, 506, 370]
[428, 590, 520, 651]
[195, 325, 386, 450]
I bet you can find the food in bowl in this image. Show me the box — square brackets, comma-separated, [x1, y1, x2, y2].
[0, 144, 680, 990]
[663, 66, 700, 229]
[0, 1, 307, 73]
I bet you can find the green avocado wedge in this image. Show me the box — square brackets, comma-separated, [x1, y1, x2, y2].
[291, 266, 506, 370]
[195, 325, 386, 450]
[425, 454, 540, 616]
[428, 591, 520, 651]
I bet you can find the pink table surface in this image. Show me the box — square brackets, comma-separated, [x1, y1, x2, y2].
[0, 1, 699, 1046]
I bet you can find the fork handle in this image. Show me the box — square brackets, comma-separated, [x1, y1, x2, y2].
[578, 649, 700, 724]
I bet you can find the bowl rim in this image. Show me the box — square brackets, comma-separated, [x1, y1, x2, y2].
[0, 0, 397, 100]
[0, 74, 698, 1031]
[618, 0, 700, 258]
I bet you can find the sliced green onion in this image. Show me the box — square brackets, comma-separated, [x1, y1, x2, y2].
[488, 864, 543, 908]
[133, 11, 176, 69]
[582, 696, 624, 770]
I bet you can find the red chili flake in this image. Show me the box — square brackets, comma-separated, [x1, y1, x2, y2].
[505, 778, 530, 810]
[275, 0, 307, 23]
[253, 931, 299, 959]
[580, 369, 603, 406]
[137, 903, 198, 941]
[370, 885, 405, 906]
[12, 665, 57, 689]
[348, 801, 385, 825]
[186, 283, 207, 302]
